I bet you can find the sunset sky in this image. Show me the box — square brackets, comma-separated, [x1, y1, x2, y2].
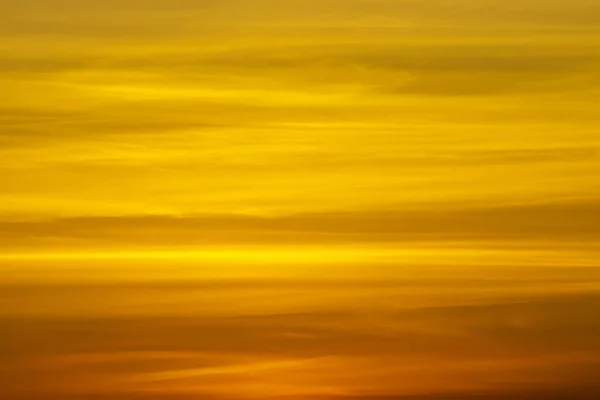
[1, 1, 599, 399]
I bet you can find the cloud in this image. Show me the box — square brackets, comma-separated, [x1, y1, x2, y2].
[3, 0, 600, 36]
[2, 288, 600, 399]
[0, 9, 597, 219]
[1, 1, 598, 399]
[2, 38, 598, 98]
[1, 200, 598, 252]
[342, 385, 600, 399]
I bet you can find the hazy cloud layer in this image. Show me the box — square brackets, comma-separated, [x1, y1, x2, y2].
[1, 20, 598, 219]
[2, 283, 600, 399]
[1, 200, 599, 254]
[1, 1, 599, 398]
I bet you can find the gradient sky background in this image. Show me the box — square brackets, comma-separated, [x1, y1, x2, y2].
[1, 1, 599, 399]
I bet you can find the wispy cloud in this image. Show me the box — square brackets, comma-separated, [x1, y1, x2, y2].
[2, 287, 600, 398]
[1, 1, 599, 399]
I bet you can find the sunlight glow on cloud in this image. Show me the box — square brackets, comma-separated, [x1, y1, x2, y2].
[1, 0, 599, 399]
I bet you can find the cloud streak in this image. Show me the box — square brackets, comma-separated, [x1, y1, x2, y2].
[1, 1, 599, 399]
[2, 285, 600, 399]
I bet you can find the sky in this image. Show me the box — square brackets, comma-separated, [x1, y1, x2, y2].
[0, 1, 599, 399]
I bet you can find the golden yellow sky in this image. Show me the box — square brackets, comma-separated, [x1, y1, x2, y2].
[1, 1, 600, 399]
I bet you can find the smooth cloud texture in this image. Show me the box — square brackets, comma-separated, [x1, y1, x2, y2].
[1, 0, 599, 399]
